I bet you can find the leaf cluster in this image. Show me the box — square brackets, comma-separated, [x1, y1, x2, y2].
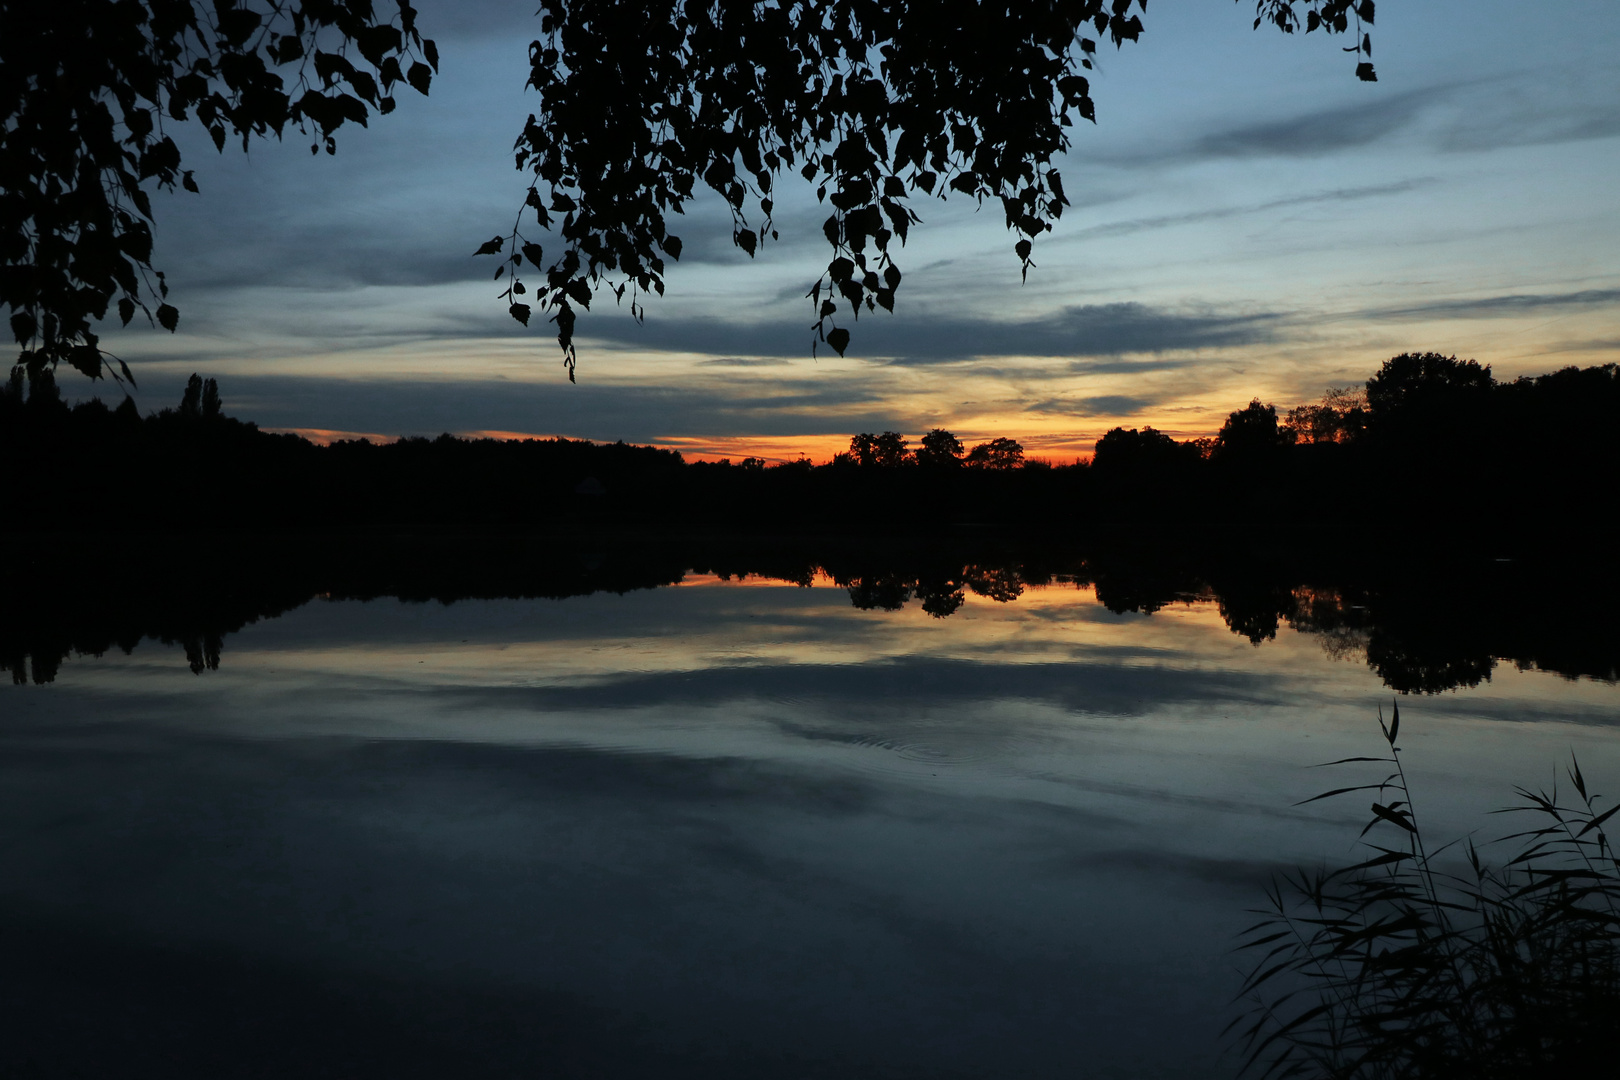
[1231, 703, 1620, 1079]
[487, 0, 1157, 378]
[1, 1, 1382, 391]
[1248, 0, 1378, 82]
[1, 0, 437, 382]
[489, 0, 1380, 377]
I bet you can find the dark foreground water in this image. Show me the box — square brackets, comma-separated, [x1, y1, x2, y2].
[3, 548, 1618, 1078]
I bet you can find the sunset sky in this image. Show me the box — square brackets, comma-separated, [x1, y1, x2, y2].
[84, 0, 1620, 462]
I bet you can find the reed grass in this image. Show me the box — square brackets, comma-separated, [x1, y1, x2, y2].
[1230, 702, 1620, 1079]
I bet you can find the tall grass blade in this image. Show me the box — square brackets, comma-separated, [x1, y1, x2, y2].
[1229, 713, 1620, 1079]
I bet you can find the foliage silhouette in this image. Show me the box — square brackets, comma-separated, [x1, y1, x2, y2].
[1214, 399, 1291, 462]
[1090, 355, 1620, 529]
[1285, 386, 1366, 446]
[1, 1, 438, 384]
[1232, 705, 1619, 1079]
[846, 430, 912, 467]
[917, 428, 965, 468]
[1365, 353, 1493, 420]
[1093, 425, 1186, 470]
[964, 436, 1024, 470]
[3, 1, 1376, 386]
[488, 0, 1378, 375]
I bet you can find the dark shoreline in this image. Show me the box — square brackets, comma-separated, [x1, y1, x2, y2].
[8, 358, 1618, 537]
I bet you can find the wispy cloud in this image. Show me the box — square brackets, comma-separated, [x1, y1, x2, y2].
[1434, 70, 1620, 153]
[418, 656, 1271, 716]
[579, 301, 1283, 364]
[1193, 89, 1438, 159]
[1370, 288, 1620, 321]
[1099, 86, 1445, 168]
[196, 374, 905, 443]
[1442, 107, 1620, 152]
[1077, 395, 1157, 416]
[1069, 179, 1436, 241]
[1019, 394, 1159, 419]
[1132, 72, 1620, 167]
[1064, 357, 1202, 376]
[1546, 337, 1620, 355]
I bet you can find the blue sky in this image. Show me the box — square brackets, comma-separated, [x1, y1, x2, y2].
[83, 0, 1620, 460]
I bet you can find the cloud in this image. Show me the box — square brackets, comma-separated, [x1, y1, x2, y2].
[1369, 288, 1620, 321]
[419, 656, 1274, 717]
[1077, 395, 1156, 416]
[1195, 90, 1436, 158]
[191, 373, 904, 443]
[696, 357, 794, 368]
[1019, 394, 1158, 418]
[1069, 179, 1436, 241]
[1444, 107, 1620, 152]
[1104, 87, 1443, 168]
[579, 301, 1283, 364]
[1108, 75, 1617, 167]
[167, 228, 499, 291]
[1064, 357, 1202, 376]
[889, 302, 1281, 362]
[1546, 337, 1620, 355]
[1145, 73, 1619, 166]
[1433, 71, 1620, 153]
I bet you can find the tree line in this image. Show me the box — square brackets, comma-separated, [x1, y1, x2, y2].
[4, 352, 1616, 535]
[1085, 353, 1620, 528]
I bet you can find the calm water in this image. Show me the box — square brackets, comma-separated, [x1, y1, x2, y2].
[3, 561, 1618, 1078]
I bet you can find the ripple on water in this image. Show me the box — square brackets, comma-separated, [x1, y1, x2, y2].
[836, 731, 993, 779]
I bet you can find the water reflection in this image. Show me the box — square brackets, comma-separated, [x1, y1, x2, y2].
[7, 534, 1618, 692]
[3, 536, 1619, 1079]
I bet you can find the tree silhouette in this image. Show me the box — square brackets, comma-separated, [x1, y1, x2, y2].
[1093, 425, 1188, 470]
[488, 0, 1377, 375]
[1365, 351, 1494, 421]
[848, 432, 878, 466]
[964, 437, 1024, 470]
[847, 430, 911, 467]
[4, 1, 1376, 387]
[917, 428, 965, 467]
[179, 373, 203, 419]
[1282, 385, 1366, 444]
[202, 376, 222, 420]
[2, 1, 438, 385]
[1213, 398, 1290, 461]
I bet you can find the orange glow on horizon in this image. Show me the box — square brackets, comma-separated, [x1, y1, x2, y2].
[653, 434, 850, 464]
[266, 427, 400, 446]
[273, 425, 1225, 464]
[655, 431, 1099, 465]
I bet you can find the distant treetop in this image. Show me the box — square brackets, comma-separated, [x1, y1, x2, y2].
[1366, 352, 1495, 417]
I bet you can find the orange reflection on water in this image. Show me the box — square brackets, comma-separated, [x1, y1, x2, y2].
[677, 570, 843, 589]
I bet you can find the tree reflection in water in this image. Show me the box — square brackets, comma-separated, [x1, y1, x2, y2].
[5, 534, 1617, 694]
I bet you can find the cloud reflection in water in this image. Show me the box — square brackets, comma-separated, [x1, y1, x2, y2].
[3, 579, 1619, 1078]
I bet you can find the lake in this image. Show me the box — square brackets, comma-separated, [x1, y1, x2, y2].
[3, 536, 1617, 1078]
